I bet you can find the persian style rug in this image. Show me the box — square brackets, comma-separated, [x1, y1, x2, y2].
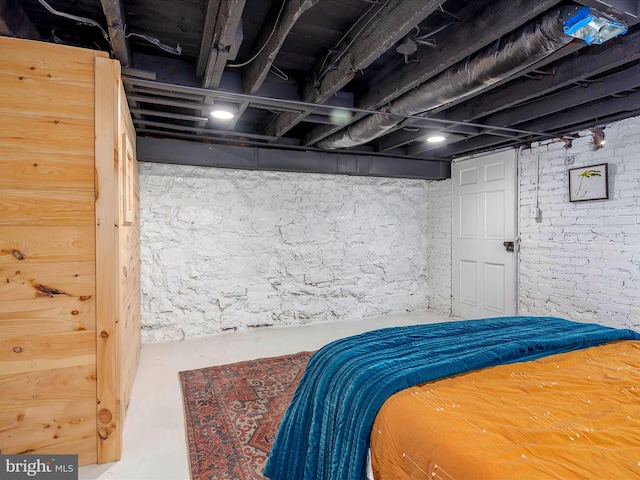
[179, 351, 313, 480]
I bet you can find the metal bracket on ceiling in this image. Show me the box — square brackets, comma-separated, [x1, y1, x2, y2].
[574, 78, 601, 88]
[523, 69, 556, 80]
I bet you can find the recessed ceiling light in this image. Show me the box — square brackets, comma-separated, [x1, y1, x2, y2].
[426, 135, 446, 143]
[210, 108, 235, 120]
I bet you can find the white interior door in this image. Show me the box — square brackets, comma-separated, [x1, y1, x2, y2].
[452, 150, 517, 319]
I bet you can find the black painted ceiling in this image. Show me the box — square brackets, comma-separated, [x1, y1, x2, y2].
[6, 0, 640, 171]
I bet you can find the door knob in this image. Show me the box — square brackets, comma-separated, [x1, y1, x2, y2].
[503, 241, 515, 252]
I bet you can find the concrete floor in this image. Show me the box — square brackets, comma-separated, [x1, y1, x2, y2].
[79, 309, 451, 479]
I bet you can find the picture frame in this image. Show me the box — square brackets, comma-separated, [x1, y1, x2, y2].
[568, 163, 608, 202]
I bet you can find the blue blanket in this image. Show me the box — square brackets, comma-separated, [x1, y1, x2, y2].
[263, 316, 640, 480]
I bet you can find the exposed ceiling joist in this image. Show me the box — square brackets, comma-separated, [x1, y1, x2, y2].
[312, 43, 586, 150]
[131, 53, 303, 102]
[383, 27, 640, 154]
[136, 127, 301, 147]
[126, 94, 211, 112]
[453, 29, 640, 122]
[573, 0, 639, 23]
[303, 0, 443, 104]
[200, 0, 246, 89]
[242, 0, 320, 94]
[302, 0, 563, 147]
[134, 118, 289, 142]
[0, 0, 39, 39]
[197, 0, 220, 78]
[410, 69, 640, 157]
[521, 89, 640, 133]
[264, 0, 444, 139]
[129, 108, 209, 122]
[17, 0, 640, 170]
[427, 89, 640, 159]
[376, 121, 479, 152]
[481, 63, 640, 130]
[99, 0, 131, 66]
[124, 72, 544, 158]
[377, 42, 585, 152]
[423, 136, 515, 159]
[364, 0, 563, 111]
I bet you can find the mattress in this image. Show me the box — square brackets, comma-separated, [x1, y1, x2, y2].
[370, 340, 640, 480]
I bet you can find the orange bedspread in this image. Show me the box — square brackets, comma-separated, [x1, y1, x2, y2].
[370, 340, 640, 480]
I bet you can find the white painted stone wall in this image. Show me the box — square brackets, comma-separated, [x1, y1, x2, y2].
[138, 117, 640, 343]
[426, 179, 452, 315]
[140, 164, 431, 342]
[518, 116, 640, 330]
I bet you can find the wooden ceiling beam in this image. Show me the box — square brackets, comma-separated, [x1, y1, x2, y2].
[417, 135, 513, 160]
[99, 0, 131, 66]
[572, 0, 639, 23]
[422, 89, 640, 159]
[197, 0, 220, 78]
[518, 89, 640, 133]
[302, 0, 562, 147]
[264, 0, 442, 139]
[375, 42, 583, 152]
[363, 0, 563, 110]
[376, 121, 481, 152]
[378, 28, 640, 153]
[130, 53, 305, 103]
[480, 63, 640, 130]
[242, 0, 319, 94]
[396, 31, 639, 155]
[452, 30, 640, 122]
[0, 0, 40, 39]
[201, 0, 246, 89]
[408, 62, 640, 156]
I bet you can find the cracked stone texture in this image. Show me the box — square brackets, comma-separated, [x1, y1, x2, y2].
[140, 164, 431, 342]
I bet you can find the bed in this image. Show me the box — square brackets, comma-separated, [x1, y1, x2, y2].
[370, 339, 640, 479]
[263, 316, 640, 480]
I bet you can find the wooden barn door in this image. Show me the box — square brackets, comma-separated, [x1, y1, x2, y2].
[0, 38, 103, 465]
[95, 56, 140, 463]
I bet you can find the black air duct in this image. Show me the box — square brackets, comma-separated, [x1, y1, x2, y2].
[316, 7, 575, 149]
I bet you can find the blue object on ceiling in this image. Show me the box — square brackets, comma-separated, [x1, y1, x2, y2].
[563, 6, 628, 45]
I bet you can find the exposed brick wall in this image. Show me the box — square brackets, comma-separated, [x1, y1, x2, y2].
[139, 165, 431, 342]
[518, 117, 640, 330]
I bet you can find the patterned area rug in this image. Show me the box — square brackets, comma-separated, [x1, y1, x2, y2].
[179, 351, 313, 480]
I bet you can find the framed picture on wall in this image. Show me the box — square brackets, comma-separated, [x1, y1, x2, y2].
[568, 163, 608, 202]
